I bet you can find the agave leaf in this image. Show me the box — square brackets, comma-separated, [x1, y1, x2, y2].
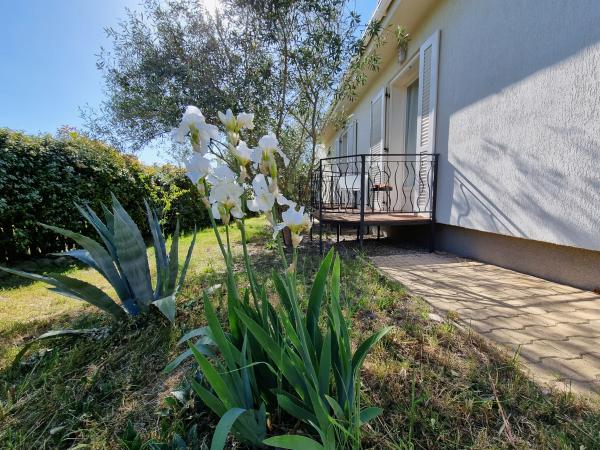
[145, 201, 168, 298]
[52, 249, 100, 273]
[359, 407, 383, 424]
[12, 328, 102, 366]
[153, 295, 176, 322]
[111, 195, 153, 306]
[100, 203, 116, 236]
[145, 201, 167, 268]
[210, 408, 247, 450]
[176, 228, 196, 295]
[75, 203, 115, 255]
[0, 267, 126, 319]
[177, 326, 211, 346]
[162, 342, 215, 374]
[166, 219, 180, 293]
[263, 435, 324, 450]
[40, 223, 130, 303]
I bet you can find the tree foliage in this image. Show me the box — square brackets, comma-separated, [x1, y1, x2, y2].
[84, 0, 364, 203]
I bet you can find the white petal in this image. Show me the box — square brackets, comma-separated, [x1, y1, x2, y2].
[272, 223, 285, 239]
[247, 198, 260, 212]
[231, 205, 245, 219]
[211, 202, 221, 219]
[277, 194, 297, 209]
[258, 133, 278, 151]
[277, 148, 290, 167]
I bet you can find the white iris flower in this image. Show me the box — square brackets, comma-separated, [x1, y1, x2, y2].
[172, 105, 218, 154]
[184, 153, 212, 184]
[247, 174, 275, 213]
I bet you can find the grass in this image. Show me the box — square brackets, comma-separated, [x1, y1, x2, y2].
[1, 217, 600, 448]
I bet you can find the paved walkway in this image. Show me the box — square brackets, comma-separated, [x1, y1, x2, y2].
[370, 252, 600, 395]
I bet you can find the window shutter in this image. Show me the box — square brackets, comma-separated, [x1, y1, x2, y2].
[347, 121, 357, 156]
[416, 30, 440, 210]
[370, 89, 387, 184]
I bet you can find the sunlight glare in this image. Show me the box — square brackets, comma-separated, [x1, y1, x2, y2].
[200, 0, 219, 16]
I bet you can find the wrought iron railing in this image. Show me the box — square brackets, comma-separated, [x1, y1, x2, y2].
[312, 153, 439, 215]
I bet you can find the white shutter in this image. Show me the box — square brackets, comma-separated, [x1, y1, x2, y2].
[416, 30, 440, 211]
[347, 121, 357, 156]
[370, 89, 387, 185]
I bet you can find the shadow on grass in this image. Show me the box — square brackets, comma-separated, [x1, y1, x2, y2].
[0, 263, 232, 447]
[0, 256, 86, 290]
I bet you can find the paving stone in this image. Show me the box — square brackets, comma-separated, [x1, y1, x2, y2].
[545, 310, 600, 323]
[370, 251, 600, 394]
[484, 328, 537, 345]
[519, 340, 576, 362]
[520, 325, 574, 342]
[537, 356, 600, 382]
[561, 337, 600, 357]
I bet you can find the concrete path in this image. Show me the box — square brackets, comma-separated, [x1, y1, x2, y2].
[371, 251, 600, 395]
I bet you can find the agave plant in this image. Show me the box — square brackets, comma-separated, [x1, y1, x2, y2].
[0, 195, 196, 323]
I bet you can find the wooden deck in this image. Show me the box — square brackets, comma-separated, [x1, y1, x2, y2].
[317, 211, 432, 225]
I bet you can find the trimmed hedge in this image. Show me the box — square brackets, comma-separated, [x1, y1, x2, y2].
[0, 129, 208, 262]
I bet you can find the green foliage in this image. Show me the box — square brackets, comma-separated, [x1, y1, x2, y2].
[3, 226, 600, 448]
[147, 164, 210, 236]
[0, 128, 151, 261]
[0, 128, 209, 262]
[395, 25, 410, 52]
[236, 249, 390, 448]
[84, 0, 363, 204]
[182, 215, 389, 449]
[0, 196, 196, 325]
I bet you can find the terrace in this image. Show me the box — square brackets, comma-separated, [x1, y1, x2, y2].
[311, 153, 439, 252]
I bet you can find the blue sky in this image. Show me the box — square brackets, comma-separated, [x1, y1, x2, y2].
[0, 0, 376, 165]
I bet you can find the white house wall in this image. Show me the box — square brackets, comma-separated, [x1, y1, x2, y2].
[326, 0, 600, 252]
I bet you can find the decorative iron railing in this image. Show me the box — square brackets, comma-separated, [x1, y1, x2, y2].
[311, 153, 439, 216]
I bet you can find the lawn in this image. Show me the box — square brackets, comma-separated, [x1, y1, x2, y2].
[1, 217, 599, 448]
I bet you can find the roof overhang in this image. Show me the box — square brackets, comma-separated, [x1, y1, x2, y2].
[321, 0, 439, 143]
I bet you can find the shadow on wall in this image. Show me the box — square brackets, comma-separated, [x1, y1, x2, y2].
[433, 0, 600, 251]
[445, 126, 600, 250]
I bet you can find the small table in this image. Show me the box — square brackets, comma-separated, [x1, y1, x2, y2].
[372, 183, 393, 211]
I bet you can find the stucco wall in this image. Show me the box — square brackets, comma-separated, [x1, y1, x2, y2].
[326, 0, 600, 252]
[432, 0, 600, 252]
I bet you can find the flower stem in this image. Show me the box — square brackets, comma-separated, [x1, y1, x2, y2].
[225, 224, 233, 264]
[239, 219, 258, 302]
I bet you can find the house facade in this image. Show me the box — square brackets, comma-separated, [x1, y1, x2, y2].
[320, 0, 600, 290]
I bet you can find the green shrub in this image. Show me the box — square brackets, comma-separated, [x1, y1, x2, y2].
[147, 164, 209, 236]
[0, 129, 209, 262]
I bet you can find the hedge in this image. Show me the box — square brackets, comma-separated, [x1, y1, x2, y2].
[0, 128, 208, 262]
